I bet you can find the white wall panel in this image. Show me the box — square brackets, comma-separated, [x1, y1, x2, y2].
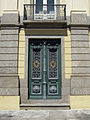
[6, 0, 17, 10]
[72, 0, 89, 15]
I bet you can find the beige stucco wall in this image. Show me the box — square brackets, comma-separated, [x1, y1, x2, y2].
[0, 0, 90, 16]
[89, 0, 90, 15]
[5, 0, 18, 10]
[72, 0, 89, 16]
[70, 96, 90, 109]
[18, 28, 25, 79]
[0, 0, 7, 16]
[62, 0, 90, 16]
[0, 0, 1, 16]
[0, 0, 18, 16]
[0, 96, 20, 110]
[64, 30, 72, 79]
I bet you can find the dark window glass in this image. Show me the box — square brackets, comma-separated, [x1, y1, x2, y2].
[36, 0, 43, 13]
[47, 0, 54, 14]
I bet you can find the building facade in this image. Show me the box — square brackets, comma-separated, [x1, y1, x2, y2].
[0, 0, 90, 110]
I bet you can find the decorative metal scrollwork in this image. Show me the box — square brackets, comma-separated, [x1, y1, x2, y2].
[33, 85, 40, 93]
[32, 47, 41, 78]
[49, 48, 58, 78]
[49, 85, 57, 93]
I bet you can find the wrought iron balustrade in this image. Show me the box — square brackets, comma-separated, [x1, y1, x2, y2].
[24, 4, 66, 21]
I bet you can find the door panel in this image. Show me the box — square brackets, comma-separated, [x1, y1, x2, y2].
[46, 41, 61, 98]
[29, 40, 43, 99]
[29, 39, 61, 99]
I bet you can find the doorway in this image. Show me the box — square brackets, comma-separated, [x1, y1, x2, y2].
[29, 39, 61, 99]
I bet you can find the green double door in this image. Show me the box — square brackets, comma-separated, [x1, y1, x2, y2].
[29, 39, 61, 99]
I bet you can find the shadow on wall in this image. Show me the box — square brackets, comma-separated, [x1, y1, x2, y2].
[0, 17, 1, 24]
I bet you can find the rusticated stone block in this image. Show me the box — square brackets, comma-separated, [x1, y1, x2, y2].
[71, 48, 90, 54]
[72, 68, 90, 74]
[0, 35, 18, 41]
[0, 76, 19, 88]
[0, 61, 17, 67]
[0, 88, 19, 95]
[71, 42, 89, 47]
[0, 76, 19, 95]
[71, 88, 90, 95]
[1, 29, 19, 35]
[71, 35, 89, 41]
[72, 54, 90, 61]
[0, 54, 17, 60]
[71, 76, 90, 95]
[72, 61, 90, 67]
[70, 13, 88, 24]
[71, 77, 90, 88]
[0, 41, 18, 47]
[1, 10, 19, 24]
[0, 48, 18, 54]
[0, 68, 17, 74]
[71, 30, 89, 35]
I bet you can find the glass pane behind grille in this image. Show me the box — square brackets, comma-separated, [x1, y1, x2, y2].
[47, 0, 54, 14]
[36, 0, 43, 13]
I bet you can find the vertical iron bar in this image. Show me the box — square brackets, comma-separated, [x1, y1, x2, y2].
[43, 41, 46, 99]
[24, 5, 25, 20]
[64, 5, 66, 20]
[33, 4, 34, 20]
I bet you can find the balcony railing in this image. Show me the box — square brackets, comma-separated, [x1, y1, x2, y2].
[24, 4, 66, 21]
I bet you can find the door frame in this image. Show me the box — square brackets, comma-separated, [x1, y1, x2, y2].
[20, 35, 70, 106]
[28, 39, 61, 99]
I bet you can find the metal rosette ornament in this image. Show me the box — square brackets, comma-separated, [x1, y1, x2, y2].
[33, 60, 40, 68]
[50, 60, 56, 68]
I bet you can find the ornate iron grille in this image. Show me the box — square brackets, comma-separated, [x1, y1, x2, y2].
[24, 4, 66, 21]
[48, 48, 58, 79]
[32, 47, 42, 79]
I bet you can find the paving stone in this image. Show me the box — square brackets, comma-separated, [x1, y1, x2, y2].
[0, 110, 90, 120]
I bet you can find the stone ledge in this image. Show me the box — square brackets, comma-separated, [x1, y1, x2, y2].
[20, 104, 70, 110]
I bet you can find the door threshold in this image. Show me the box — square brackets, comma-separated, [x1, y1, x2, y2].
[20, 104, 70, 110]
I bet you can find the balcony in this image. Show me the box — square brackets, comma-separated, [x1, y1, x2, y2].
[23, 4, 66, 22]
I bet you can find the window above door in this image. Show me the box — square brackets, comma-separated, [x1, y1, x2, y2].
[23, 1, 66, 21]
[34, 0, 56, 20]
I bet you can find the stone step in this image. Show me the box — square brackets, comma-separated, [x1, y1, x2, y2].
[20, 104, 70, 110]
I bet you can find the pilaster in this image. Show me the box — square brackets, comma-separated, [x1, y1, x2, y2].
[70, 11, 90, 95]
[0, 10, 20, 96]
